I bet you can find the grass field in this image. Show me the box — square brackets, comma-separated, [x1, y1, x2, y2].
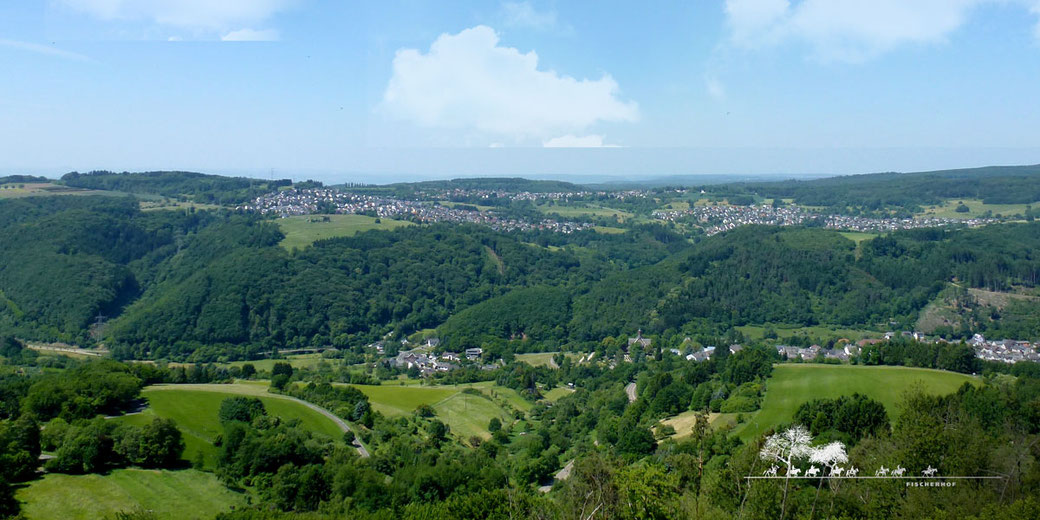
[592, 226, 626, 234]
[737, 324, 881, 342]
[918, 198, 1039, 219]
[342, 381, 537, 438]
[542, 387, 575, 402]
[731, 364, 977, 441]
[277, 214, 412, 250]
[16, 468, 245, 520]
[114, 384, 343, 468]
[659, 411, 738, 439]
[164, 353, 333, 373]
[139, 200, 222, 212]
[432, 392, 511, 440]
[344, 384, 459, 416]
[839, 231, 881, 244]
[0, 182, 108, 199]
[536, 203, 635, 220]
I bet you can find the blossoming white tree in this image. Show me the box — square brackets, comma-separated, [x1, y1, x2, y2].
[760, 425, 814, 476]
[759, 426, 815, 520]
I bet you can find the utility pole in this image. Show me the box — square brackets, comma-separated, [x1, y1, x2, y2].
[91, 312, 106, 343]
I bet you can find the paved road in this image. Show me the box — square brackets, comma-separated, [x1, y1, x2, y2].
[276, 394, 370, 458]
[548, 355, 560, 369]
[625, 382, 637, 403]
[27, 343, 107, 357]
[537, 459, 575, 493]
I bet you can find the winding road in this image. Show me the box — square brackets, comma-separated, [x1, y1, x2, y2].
[625, 382, 637, 403]
[145, 384, 370, 458]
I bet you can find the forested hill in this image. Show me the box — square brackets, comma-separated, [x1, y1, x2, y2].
[727, 164, 1040, 210]
[60, 170, 292, 204]
[0, 175, 50, 184]
[3, 193, 1040, 361]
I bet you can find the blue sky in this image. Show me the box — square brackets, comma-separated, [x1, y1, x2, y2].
[2, 1, 1040, 183]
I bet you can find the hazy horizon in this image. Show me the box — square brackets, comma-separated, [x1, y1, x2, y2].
[4, 2, 1040, 181]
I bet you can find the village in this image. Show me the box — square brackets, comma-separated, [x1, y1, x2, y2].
[653, 203, 1001, 235]
[239, 188, 593, 233]
[368, 327, 1040, 378]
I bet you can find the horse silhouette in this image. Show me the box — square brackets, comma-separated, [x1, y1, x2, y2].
[892, 466, 906, 477]
[763, 465, 779, 477]
[805, 466, 820, 477]
[922, 466, 938, 477]
[875, 466, 889, 477]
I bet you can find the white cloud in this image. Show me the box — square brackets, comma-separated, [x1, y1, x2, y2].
[543, 134, 618, 148]
[221, 28, 279, 41]
[724, 0, 1040, 61]
[381, 25, 638, 142]
[501, 1, 557, 30]
[0, 38, 91, 62]
[58, 0, 295, 30]
[706, 75, 726, 100]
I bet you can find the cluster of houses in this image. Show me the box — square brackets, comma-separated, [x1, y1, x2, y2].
[969, 334, 1040, 363]
[653, 203, 1001, 236]
[413, 187, 651, 203]
[382, 338, 493, 375]
[240, 188, 593, 234]
[823, 215, 999, 233]
[654, 204, 811, 235]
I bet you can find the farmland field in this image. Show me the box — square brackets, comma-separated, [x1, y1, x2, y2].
[113, 384, 344, 468]
[838, 231, 880, 244]
[536, 203, 634, 220]
[736, 324, 882, 342]
[917, 198, 1039, 219]
[342, 382, 539, 438]
[731, 364, 977, 441]
[16, 469, 245, 520]
[343, 384, 458, 416]
[277, 214, 413, 250]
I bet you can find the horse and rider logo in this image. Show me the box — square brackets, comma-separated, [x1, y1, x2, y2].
[748, 426, 997, 482]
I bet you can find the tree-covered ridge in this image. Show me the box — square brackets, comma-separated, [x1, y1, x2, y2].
[732, 164, 1040, 210]
[0, 175, 50, 184]
[106, 222, 606, 360]
[61, 170, 292, 204]
[0, 196, 211, 343]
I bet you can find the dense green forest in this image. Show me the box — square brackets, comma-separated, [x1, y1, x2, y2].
[61, 171, 292, 204]
[727, 164, 1040, 211]
[3, 193, 1040, 361]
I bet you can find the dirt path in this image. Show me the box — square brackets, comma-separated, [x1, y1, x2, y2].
[625, 382, 637, 403]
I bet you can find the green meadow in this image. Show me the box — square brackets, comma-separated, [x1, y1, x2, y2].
[918, 198, 1039, 219]
[114, 384, 343, 468]
[16, 469, 245, 520]
[732, 364, 977, 441]
[536, 203, 635, 220]
[736, 324, 882, 342]
[277, 214, 412, 250]
[343, 381, 555, 439]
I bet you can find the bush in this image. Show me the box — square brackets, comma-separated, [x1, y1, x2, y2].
[219, 397, 267, 424]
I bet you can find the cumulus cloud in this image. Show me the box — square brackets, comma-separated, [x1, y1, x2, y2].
[381, 25, 638, 142]
[501, 1, 558, 30]
[724, 0, 1040, 61]
[221, 28, 280, 41]
[58, 0, 294, 33]
[542, 134, 618, 148]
